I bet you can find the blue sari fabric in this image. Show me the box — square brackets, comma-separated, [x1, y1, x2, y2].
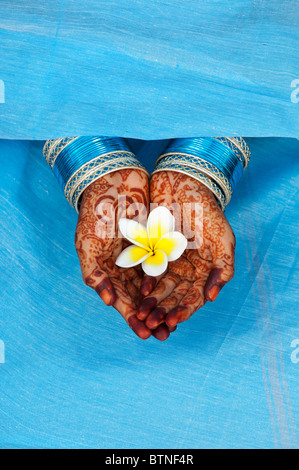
[0, 1, 298, 139]
[0, 0, 298, 449]
[0, 137, 298, 448]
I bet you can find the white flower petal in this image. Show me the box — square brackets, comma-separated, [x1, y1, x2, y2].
[147, 206, 175, 248]
[142, 250, 168, 276]
[115, 245, 150, 268]
[118, 218, 151, 250]
[155, 231, 187, 261]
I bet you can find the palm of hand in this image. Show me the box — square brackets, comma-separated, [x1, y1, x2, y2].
[75, 169, 153, 339]
[137, 171, 236, 330]
[75, 169, 236, 341]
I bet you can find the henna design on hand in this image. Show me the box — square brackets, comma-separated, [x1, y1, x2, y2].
[139, 170, 236, 329]
[75, 169, 155, 340]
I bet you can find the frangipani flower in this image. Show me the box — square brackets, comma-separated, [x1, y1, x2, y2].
[115, 206, 187, 276]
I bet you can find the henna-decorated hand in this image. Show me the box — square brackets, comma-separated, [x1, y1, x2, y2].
[75, 169, 155, 339]
[137, 171, 236, 331]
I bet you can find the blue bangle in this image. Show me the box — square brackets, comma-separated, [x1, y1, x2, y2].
[158, 137, 243, 191]
[214, 136, 251, 169]
[44, 136, 149, 212]
[154, 137, 250, 210]
[52, 136, 133, 192]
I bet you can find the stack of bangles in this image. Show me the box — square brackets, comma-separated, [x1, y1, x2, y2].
[152, 137, 250, 211]
[43, 136, 149, 213]
[43, 136, 250, 212]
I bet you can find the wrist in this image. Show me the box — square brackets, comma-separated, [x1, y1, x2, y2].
[81, 168, 149, 223]
[151, 170, 220, 212]
[164, 169, 217, 198]
[43, 137, 149, 213]
[152, 137, 250, 211]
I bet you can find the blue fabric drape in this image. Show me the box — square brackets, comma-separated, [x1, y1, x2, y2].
[0, 138, 298, 448]
[0, 1, 298, 139]
[0, 0, 298, 449]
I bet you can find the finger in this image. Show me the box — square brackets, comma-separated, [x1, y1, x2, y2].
[132, 275, 142, 291]
[130, 266, 144, 292]
[127, 314, 152, 340]
[140, 274, 163, 296]
[111, 277, 152, 340]
[137, 272, 181, 320]
[152, 323, 170, 341]
[120, 266, 144, 294]
[125, 279, 142, 304]
[84, 266, 117, 306]
[168, 324, 177, 333]
[166, 278, 207, 327]
[145, 306, 167, 330]
[186, 249, 213, 273]
[205, 229, 236, 302]
[152, 322, 177, 341]
[145, 280, 191, 329]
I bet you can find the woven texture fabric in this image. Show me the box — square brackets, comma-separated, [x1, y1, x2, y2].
[0, 1, 298, 139]
[0, 137, 298, 449]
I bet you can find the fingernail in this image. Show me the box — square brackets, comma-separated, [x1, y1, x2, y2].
[98, 289, 114, 306]
[152, 325, 170, 342]
[207, 284, 221, 302]
[128, 315, 152, 340]
[168, 325, 177, 333]
[137, 297, 157, 320]
[204, 267, 225, 301]
[145, 307, 166, 329]
[96, 280, 116, 306]
[140, 276, 157, 296]
[166, 306, 186, 327]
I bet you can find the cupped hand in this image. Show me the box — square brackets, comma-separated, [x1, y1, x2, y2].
[137, 170, 236, 330]
[75, 169, 154, 339]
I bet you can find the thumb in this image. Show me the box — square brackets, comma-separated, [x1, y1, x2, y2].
[83, 264, 117, 306]
[204, 233, 235, 302]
